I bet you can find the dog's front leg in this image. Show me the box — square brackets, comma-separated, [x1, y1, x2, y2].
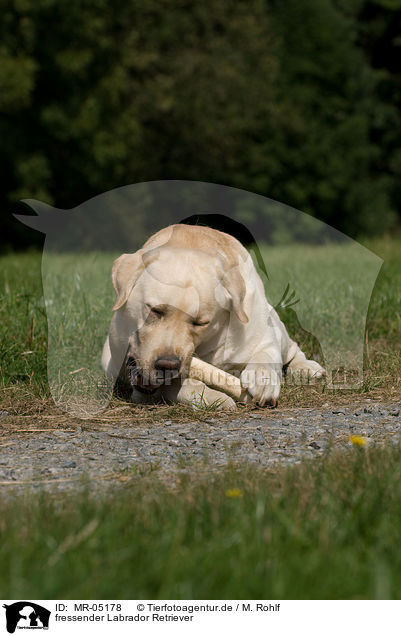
[286, 348, 326, 384]
[240, 348, 282, 407]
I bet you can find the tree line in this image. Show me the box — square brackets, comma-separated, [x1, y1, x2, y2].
[1, 0, 400, 250]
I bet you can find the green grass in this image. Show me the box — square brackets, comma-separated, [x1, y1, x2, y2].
[0, 237, 400, 600]
[2, 442, 401, 599]
[0, 252, 47, 393]
[0, 237, 400, 412]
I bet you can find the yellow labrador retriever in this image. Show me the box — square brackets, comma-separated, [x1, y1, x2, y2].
[102, 224, 325, 408]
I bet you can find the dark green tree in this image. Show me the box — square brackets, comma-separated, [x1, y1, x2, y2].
[0, 0, 399, 250]
[265, 0, 396, 236]
[336, 0, 401, 225]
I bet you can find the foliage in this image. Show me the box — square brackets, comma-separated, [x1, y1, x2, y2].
[339, 0, 401, 226]
[266, 0, 395, 235]
[0, 0, 399, 250]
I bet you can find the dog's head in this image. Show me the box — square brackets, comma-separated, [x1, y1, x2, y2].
[112, 244, 248, 390]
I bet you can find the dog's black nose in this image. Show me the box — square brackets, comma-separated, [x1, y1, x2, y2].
[154, 355, 181, 371]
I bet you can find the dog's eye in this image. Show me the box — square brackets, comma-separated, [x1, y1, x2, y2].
[151, 307, 164, 317]
[192, 320, 210, 327]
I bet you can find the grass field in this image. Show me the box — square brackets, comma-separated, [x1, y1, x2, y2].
[2, 444, 401, 599]
[0, 236, 400, 599]
[0, 236, 400, 413]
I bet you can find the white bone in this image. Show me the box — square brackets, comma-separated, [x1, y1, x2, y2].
[188, 357, 251, 403]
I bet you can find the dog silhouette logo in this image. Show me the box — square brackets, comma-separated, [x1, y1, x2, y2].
[3, 602, 50, 633]
[15, 180, 382, 416]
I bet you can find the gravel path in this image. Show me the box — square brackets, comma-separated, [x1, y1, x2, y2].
[0, 401, 400, 495]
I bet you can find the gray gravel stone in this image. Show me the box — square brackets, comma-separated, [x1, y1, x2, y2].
[62, 461, 77, 469]
[0, 401, 400, 495]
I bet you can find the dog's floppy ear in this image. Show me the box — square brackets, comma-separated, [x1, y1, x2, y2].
[141, 247, 161, 268]
[222, 267, 249, 324]
[112, 251, 144, 310]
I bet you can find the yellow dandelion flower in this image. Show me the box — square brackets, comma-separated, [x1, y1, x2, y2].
[350, 435, 367, 447]
[225, 488, 244, 498]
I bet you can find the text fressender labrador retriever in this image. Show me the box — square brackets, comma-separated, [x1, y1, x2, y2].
[102, 224, 325, 408]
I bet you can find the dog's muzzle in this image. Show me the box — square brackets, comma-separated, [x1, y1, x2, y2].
[126, 356, 181, 393]
[154, 355, 181, 378]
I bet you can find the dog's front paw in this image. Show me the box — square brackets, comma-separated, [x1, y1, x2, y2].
[286, 358, 326, 385]
[240, 364, 281, 407]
